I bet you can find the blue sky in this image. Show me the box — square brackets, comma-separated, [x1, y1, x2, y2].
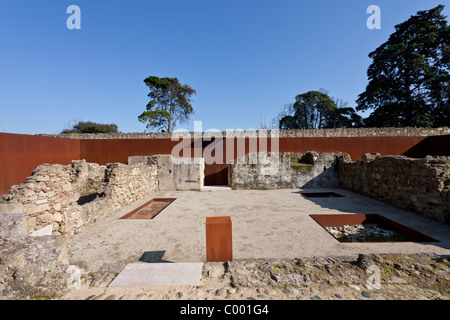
[0, 0, 448, 134]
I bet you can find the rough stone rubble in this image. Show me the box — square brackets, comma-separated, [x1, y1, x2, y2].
[60, 253, 450, 301]
[0, 159, 158, 236]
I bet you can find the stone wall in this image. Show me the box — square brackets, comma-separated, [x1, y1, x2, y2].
[76, 161, 158, 230]
[37, 126, 449, 139]
[0, 160, 158, 236]
[338, 154, 450, 224]
[129, 155, 204, 191]
[229, 151, 351, 190]
[0, 213, 71, 299]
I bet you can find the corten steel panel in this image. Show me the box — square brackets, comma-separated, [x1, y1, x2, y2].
[0, 133, 442, 195]
[222, 136, 428, 162]
[206, 216, 233, 262]
[80, 139, 191, 165]
[204, 163, 228, 186]
[403, 135, 450, 158]
[79, 136, 430, 185]
[119, 198, 176, 220]
[82, 135, 428, 165]
[310, 214, 438, 242]
[277, 136, 427, 161]
[424, 135, 450, 156]
[0, 133, 80, 196]
[0, 135, 5, 197]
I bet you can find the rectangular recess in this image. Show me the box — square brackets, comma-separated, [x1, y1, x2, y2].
[120, 198, 176, 220]
[301, 192, 344, 198]
[310, 214, 438, 243]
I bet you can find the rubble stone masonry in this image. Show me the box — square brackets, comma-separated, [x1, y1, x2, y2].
[338, 154, 450, 224]
[38, 126, 449, 139]
[229, 151, 351, 189]
[0, 160, 158, 236]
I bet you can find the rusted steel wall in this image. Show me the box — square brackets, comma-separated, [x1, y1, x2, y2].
[0, 133, 80, 196]
[81, 135, 431, 185]
[80, 138, 189, 165]
[402, 135, 450, 158]
[1, 133, 445, 193]
[277, 136, 429, 161]
[199, 136, 429, 163]
[79, 135, 434, 165]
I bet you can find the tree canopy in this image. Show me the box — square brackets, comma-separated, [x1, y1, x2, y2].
[278, 90, 362, 130]
[61, 121, 118, 134]
[356, 5, 449, 127]
[138, 76, 196, 133]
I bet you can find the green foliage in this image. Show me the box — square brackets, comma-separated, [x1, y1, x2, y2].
[357, 5, 450, 127]
[138, 76, 196, 133]
[278, 90, 362, 129]
[61, 121, 119, 134]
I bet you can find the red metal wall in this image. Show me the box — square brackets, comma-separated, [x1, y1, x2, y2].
[200, 136, 429, 185]
[80, 136, 428, 165]
[80, 139, 181, 165]
[0, 133, 445, 194]
[402, 135, 450, 158]
[0, 133, 80, 196]
[277, 136, 428, 160]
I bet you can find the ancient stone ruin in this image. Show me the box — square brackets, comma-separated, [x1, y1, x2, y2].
[0, 128, 449, 299]
[229, 151, 351, 189]
[339, 154, 450, 224]
[1, 160, 158, 236]
[0, 159, 158, 298]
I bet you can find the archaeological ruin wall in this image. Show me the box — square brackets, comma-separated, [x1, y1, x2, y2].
[2, 128, 449, 195]
[129, 155, 205, 191]
[0, 213, 70, 299]
[229, 151, 351, 189]
[0, 159, 158, 236]
[339, 154, 450, 224]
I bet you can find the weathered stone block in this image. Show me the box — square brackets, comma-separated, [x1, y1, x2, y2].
[230, 151, 350, 190]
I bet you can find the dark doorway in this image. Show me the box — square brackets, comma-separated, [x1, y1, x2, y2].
[204, 163, 229, 186]
[190, 137, 229, 186]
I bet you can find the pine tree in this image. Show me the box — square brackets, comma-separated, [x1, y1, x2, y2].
[357, 5, 449, 127]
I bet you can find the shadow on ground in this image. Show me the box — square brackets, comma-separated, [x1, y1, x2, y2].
[139, 251, 173, 263]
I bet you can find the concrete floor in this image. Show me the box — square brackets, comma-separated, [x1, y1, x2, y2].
[66, 188, 450, 272]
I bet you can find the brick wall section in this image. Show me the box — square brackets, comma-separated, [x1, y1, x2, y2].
[338, 154, 450, 224]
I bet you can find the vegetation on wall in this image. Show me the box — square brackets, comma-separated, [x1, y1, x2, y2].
[61, 121, 119, 134]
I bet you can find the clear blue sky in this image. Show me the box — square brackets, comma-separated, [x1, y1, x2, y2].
[0, 0, 448, 134]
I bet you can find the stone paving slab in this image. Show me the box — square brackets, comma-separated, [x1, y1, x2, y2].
[201, 185, 232, 191]
[108, 262, 203, 287]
